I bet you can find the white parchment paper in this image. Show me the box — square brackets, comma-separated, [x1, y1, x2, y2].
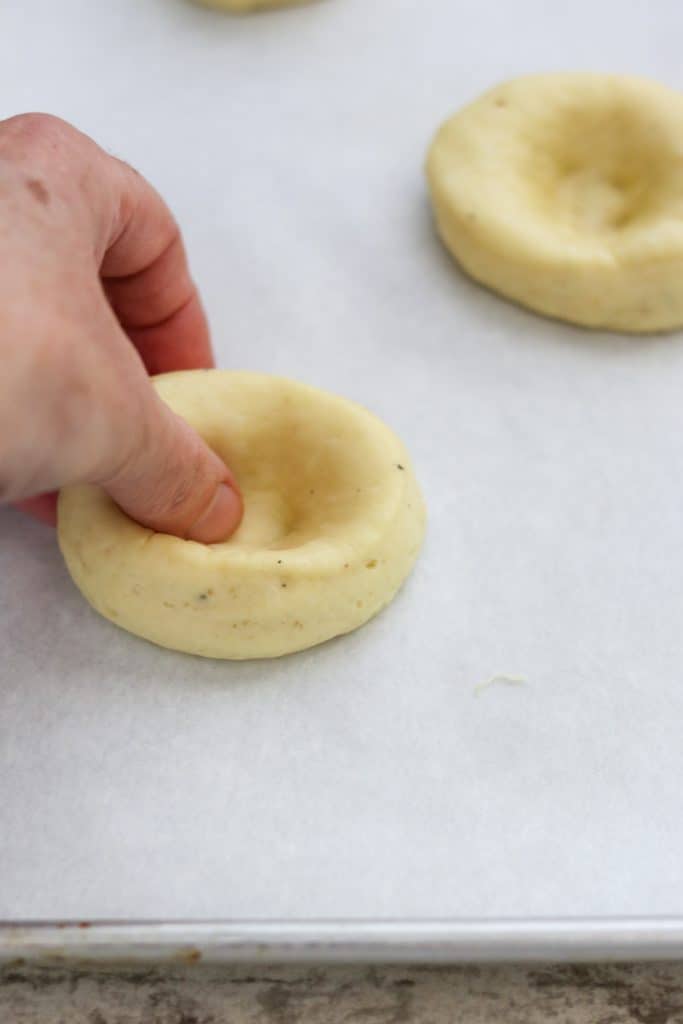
[2, 0, 683, 922]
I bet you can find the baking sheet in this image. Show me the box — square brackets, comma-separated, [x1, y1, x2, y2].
[3, 0, 683, 960]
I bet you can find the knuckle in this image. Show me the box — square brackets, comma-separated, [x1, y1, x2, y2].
[1, 112, 74, 153]
[0, 114, 99, 202]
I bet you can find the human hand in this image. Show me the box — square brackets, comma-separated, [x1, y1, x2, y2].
[0, 113, 242, 543]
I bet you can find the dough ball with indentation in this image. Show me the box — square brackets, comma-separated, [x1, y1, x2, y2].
[191, 0, 313, 12]
[426, 74, 683, 332]
[58, 371, 426, 660]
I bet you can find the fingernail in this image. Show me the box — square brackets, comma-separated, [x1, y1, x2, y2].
[187, 483, 243, 544]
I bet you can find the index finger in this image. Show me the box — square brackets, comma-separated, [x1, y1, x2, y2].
[101, 161, 214, 375]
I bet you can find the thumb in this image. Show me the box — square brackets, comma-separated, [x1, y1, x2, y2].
[101, 391, 243, 544]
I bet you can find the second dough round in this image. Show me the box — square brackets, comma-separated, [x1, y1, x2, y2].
[427, 74, 683, 333]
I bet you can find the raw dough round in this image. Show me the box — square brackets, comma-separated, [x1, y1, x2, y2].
[58, 371, 426, 660]
[192, 0, 313, 12]
[426, 74, 683, 332]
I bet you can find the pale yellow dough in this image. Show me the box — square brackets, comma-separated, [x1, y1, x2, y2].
[426, 74, 683, 332]
[58, 371, 426, 660]
[192, 0, 312, 12]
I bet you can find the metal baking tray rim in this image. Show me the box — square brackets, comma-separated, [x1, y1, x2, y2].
[3, 918, 683, 965]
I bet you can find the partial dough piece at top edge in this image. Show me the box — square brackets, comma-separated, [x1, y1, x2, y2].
[191, 0, 315, 12]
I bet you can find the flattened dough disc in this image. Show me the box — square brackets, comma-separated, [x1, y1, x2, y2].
[427, 74, 683, 332]
[58, 371, 426, 660]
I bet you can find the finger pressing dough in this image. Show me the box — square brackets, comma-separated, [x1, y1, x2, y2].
[426, 74, 683, 332]
[58, 371, 426, 660]
[192, 0, 313, 12]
